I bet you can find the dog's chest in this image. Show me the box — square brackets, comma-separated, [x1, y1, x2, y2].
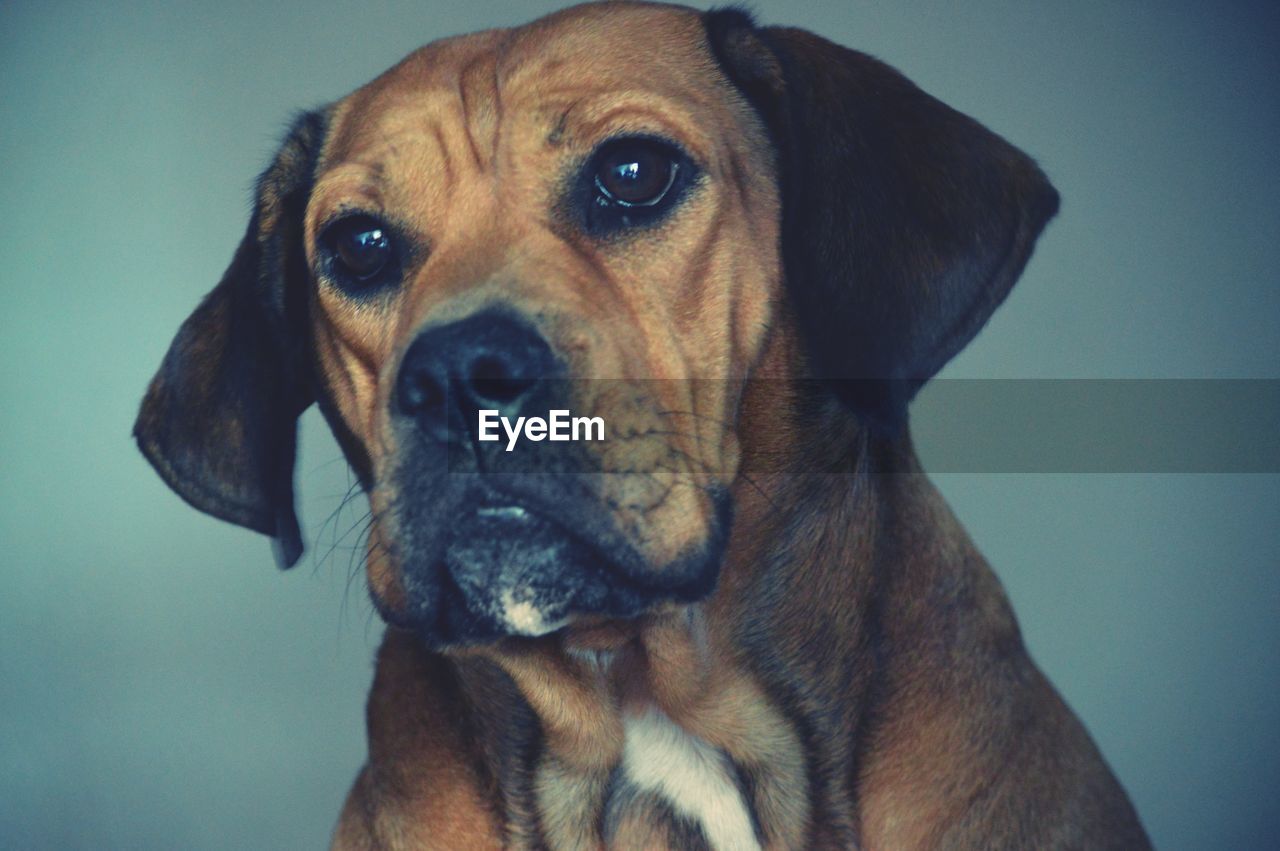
[603, 709, 761, 851]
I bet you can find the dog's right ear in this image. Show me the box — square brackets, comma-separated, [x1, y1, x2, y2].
[134, 111, 327, 568]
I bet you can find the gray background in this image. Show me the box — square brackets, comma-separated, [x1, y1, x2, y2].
[2, 0, 1277, 848]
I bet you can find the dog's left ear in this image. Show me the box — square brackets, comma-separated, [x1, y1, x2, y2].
[705, 10, 1060, 428]
[134, 111, 327, 568]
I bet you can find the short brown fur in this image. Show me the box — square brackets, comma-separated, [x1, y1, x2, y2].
[136, 3, 1150, 848]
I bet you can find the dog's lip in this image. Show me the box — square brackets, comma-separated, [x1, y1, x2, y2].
[475, 504, 530, 521]
[467, 496, 605, 564]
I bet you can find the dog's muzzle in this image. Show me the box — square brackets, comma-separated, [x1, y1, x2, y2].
[381, 308, 726, 647]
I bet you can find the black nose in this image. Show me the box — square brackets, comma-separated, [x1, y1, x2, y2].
[395, 310, 558, 440]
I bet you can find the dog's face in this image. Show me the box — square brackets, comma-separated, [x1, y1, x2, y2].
[136, 3, 1057, 649]
[306, 6, 779, 644]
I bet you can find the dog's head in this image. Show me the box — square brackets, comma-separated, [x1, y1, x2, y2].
[135, 3, 1057, 649]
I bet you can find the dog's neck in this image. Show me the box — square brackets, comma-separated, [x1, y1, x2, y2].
[356, 343, 1027, 848]
[368, 435, 972, 847]
[362, 443, 1017, 850]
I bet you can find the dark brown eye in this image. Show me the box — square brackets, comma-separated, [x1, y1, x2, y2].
[327, 215, 392, 282]
[594, 140, 678, 207]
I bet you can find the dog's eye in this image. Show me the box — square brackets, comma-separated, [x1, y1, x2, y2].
[332, 216, 391, 278]
[322, 214, 397, 290]
[594, 140, 678, 207]
[579, 137, 696, 236]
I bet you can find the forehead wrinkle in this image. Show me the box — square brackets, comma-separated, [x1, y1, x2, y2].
[315, 105, 468, 239]
[457, 42, 506, 172]
[324, 27, 509, 167]
[322, 102, 431, 179]
[426, 121, 456, 195]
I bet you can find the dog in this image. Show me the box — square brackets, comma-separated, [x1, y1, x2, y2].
[135, 3, 1151, 848]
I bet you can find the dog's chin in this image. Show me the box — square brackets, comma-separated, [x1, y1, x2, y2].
[433, 507, 616, 644]
[375, 484, 733, 650]
[390, 505, 676, 650]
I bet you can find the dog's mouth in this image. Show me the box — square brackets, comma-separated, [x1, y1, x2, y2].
[378, 420, 734, 648]
[377, 473, 733, 649]
[390, 491, 685, 649]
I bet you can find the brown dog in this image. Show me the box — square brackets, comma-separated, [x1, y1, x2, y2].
[135, 3, 1151, 848]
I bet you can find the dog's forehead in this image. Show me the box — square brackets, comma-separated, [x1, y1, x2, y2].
[323, 2, 721, 164]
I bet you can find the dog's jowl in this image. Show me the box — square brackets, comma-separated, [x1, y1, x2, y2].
[136, 3, 1151, 848]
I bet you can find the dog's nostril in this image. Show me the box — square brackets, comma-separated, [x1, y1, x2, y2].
[468, 355, 536, 405]
[399, 370, 446, 417]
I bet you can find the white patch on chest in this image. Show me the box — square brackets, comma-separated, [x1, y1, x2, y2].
[621, 709, 761, 851]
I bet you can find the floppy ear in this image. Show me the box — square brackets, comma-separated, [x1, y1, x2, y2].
[705, 10, 1060, 428]
[134, 111, 326, 568]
